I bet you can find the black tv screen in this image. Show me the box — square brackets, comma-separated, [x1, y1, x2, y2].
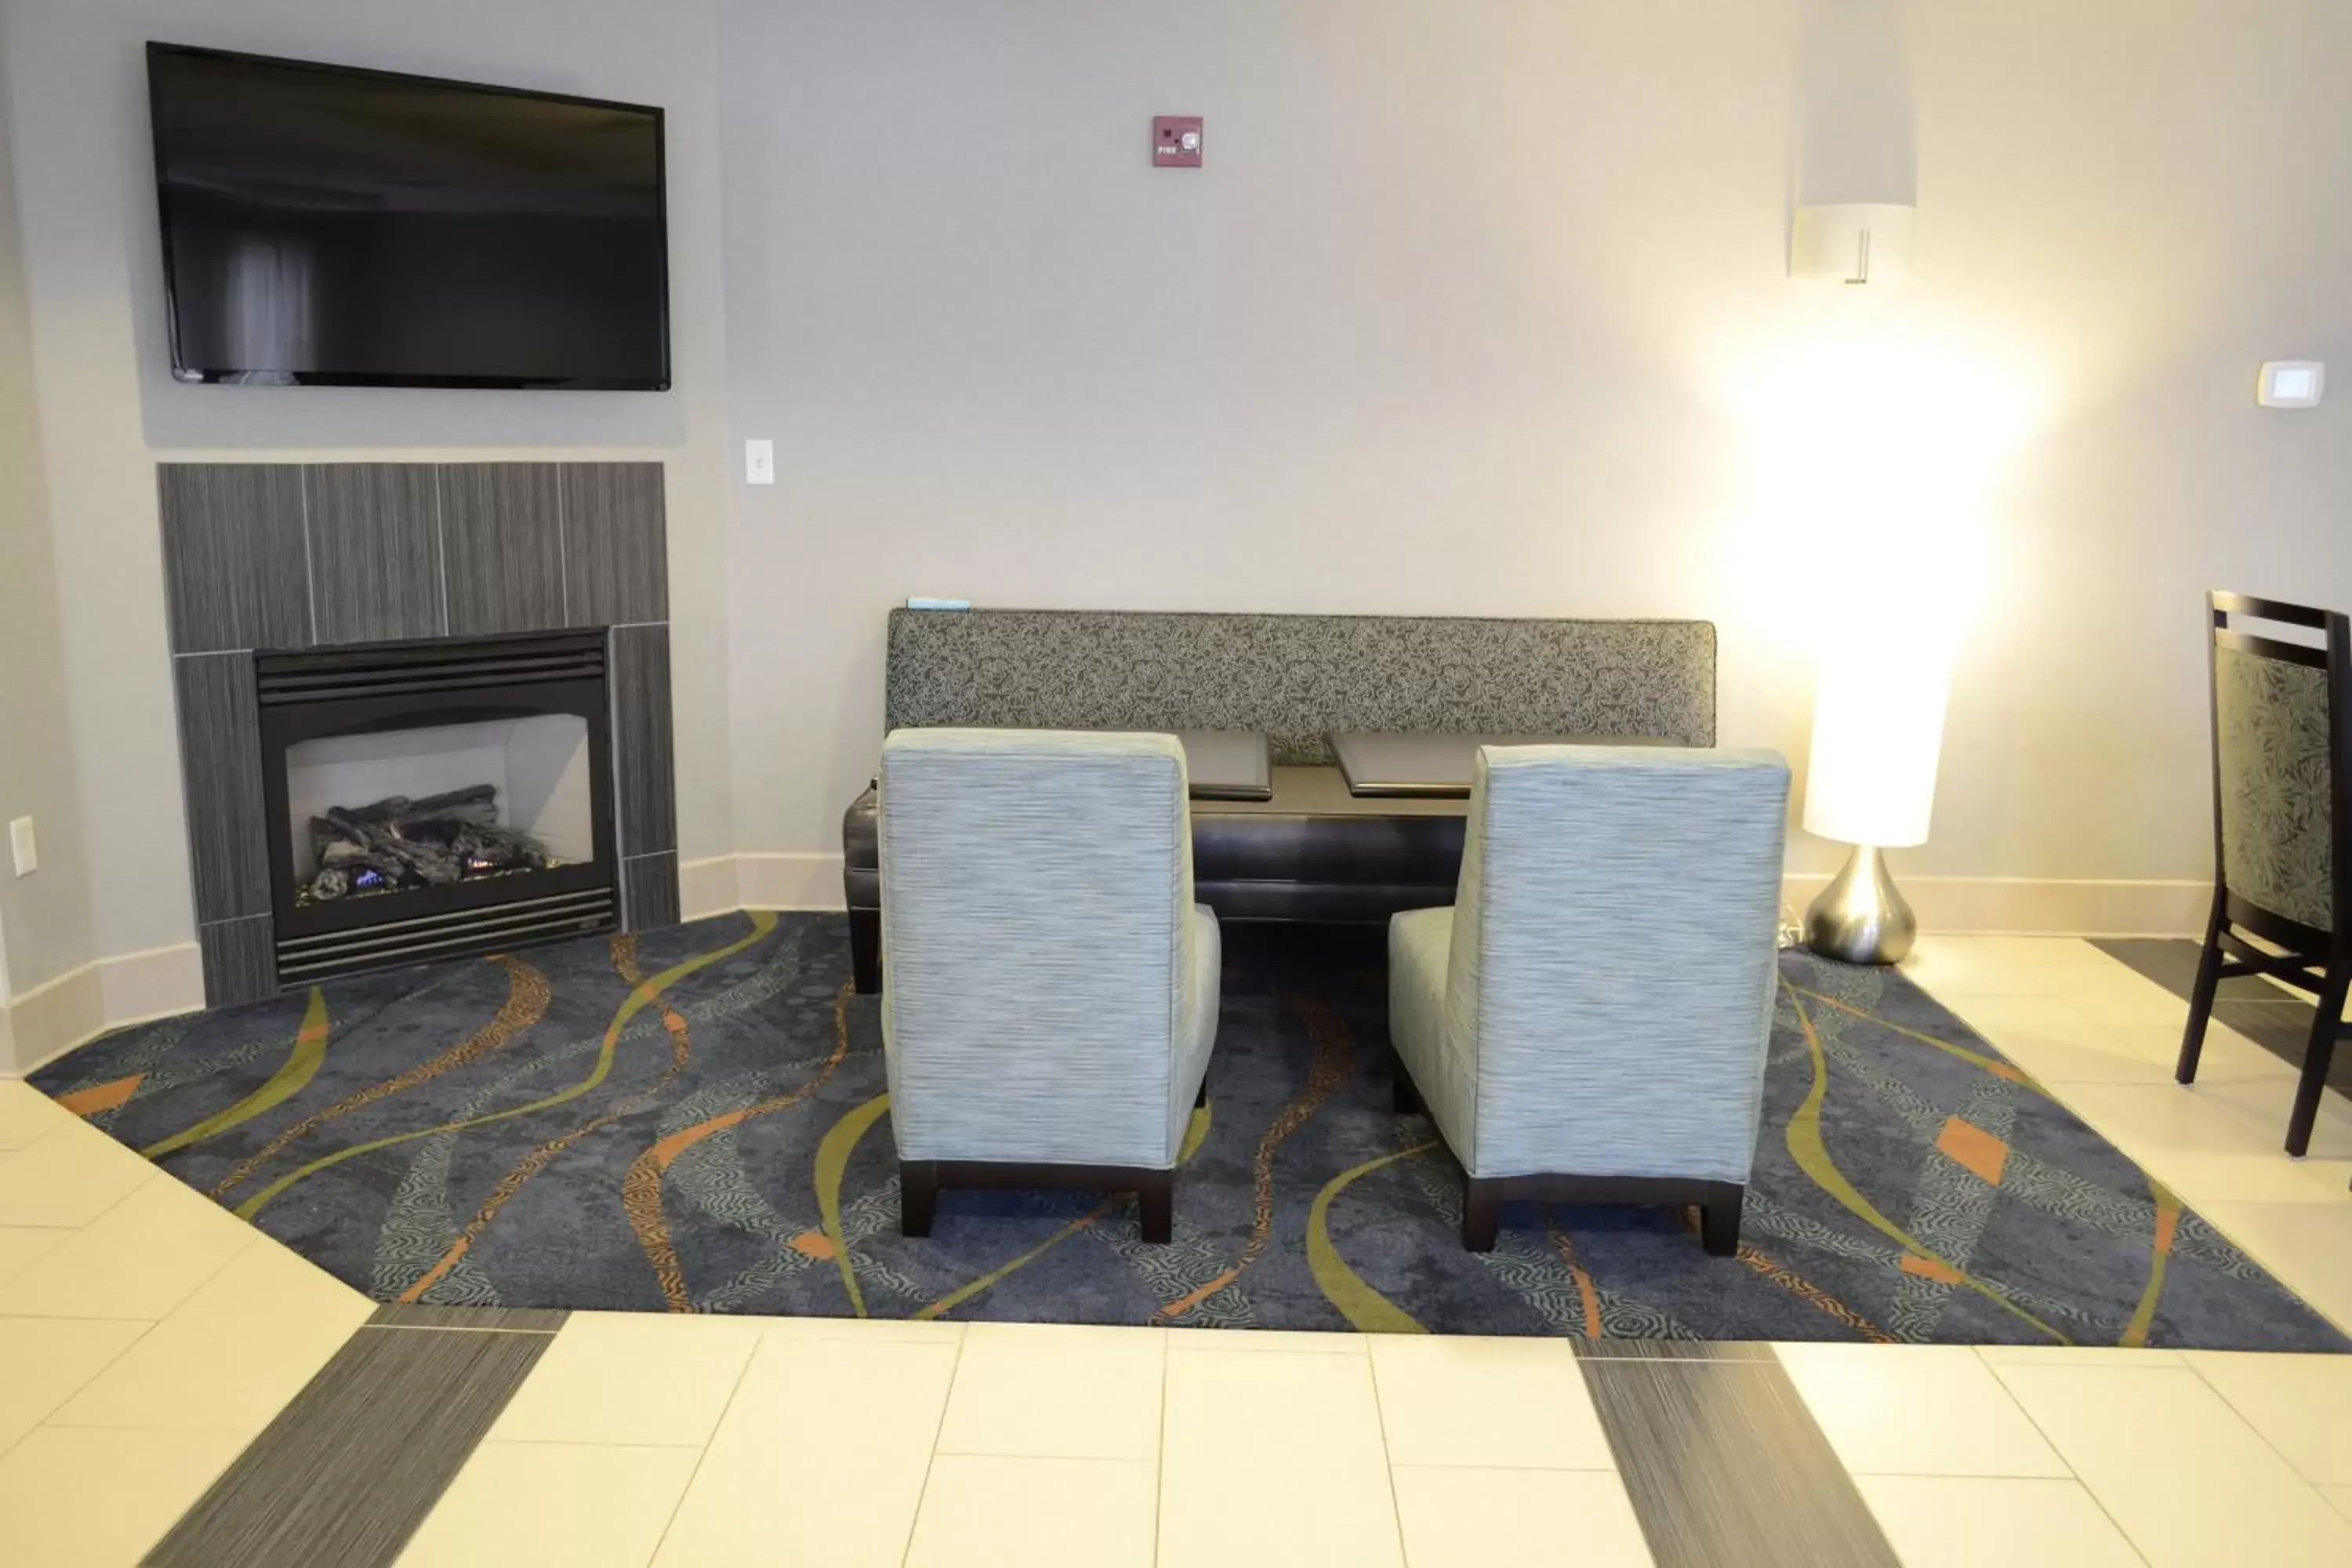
[147, 43, 669, 390]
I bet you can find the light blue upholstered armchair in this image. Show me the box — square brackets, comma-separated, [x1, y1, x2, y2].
[1388, 745, 1790, 1253]
[879, 728, 1220, 1243]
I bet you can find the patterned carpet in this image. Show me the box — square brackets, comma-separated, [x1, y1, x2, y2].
[31, 913, 2350, 1348]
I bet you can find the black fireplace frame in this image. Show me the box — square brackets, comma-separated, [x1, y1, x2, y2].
[255, 630, 619, 981]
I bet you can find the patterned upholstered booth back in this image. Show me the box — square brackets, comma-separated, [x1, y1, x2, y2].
[884, 609, 1717, 765]
[877, 728, 1202, 1166]
[2212, 619, 2343, 936]
[1445, 746, 1790, 1182]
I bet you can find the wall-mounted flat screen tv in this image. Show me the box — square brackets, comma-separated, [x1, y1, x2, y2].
[147, 42, 669, 390]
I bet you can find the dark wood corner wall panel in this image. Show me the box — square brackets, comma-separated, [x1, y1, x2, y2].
[158, 460, 681, 1006]
[562, 463, 669, 626]
[440, 463, 567, 637]
[157, 466, 311, 655]
[172, 652, 272, 924]
[612, 623, 678, 858]
[622, 851, 681, 931]
[305, 465, 446, 645]
[198, 915, 278, 1007]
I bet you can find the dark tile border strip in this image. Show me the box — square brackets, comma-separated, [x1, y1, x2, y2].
[2094, 937, 2349, 1092]
[144, 1308, 566, 1568]
[1571, 1337, 1780, 1362]
[1578, 1345, 1898, 1568]
[368, 1303, 572, 1332]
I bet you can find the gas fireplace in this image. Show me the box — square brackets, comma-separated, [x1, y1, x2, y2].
[161, 459, 678, 1007]
[257, 631, 619, 982]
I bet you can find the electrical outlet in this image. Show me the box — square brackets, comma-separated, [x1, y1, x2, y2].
[9, 816, 34, 877]
[2259, 361, 2325, 408]
[745, 438, 775, 485]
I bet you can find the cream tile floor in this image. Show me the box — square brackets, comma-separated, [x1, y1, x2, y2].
[0, 1078, 376, 1566]
[1, 935, 2350, 1565]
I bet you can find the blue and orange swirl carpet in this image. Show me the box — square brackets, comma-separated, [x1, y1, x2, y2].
[31, 913, 2349, 1348]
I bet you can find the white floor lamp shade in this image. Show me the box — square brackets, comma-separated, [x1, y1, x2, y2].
[1802, 658, 1947, 848]
[1802, 655, 1950, 963]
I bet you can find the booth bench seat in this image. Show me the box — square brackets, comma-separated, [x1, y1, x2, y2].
[842, 608, 1718, 993]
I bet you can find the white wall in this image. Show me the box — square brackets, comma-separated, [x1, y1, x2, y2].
[0, 40, 93, 999]
[717, 0, 2352, 891]
[0, 0, 737, 969]
[6, 0, 2352, 994]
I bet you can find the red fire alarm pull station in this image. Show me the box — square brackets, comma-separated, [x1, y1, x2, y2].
[1152, 116, 1203, 168]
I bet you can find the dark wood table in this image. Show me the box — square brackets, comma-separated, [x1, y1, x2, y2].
[1330, 731, 1673, 798]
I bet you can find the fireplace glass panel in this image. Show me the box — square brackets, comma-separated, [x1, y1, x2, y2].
[285, 715, 597, 906]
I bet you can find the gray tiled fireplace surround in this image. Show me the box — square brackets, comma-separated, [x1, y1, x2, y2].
[158, 462, 680, 1007]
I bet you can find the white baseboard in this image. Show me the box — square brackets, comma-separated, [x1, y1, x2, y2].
[738, 852, 851, 911]
[683, 853, 847, 919]
[0, 943, 205, 1077]
[0, 855, 851, 1075]
[0, 870, 2209, 1074]
[682, 853, 2207, 938]
[677, 855, 744, 923]
[1780, 875, 2210, 939]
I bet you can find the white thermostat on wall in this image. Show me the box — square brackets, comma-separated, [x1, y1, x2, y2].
[2258, 361, 2325, 408]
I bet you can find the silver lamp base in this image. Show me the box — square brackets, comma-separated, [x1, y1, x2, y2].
[1805, 844, 1917, 966]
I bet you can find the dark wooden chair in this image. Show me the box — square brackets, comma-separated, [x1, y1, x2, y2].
[2175, 592, 2352, 1156]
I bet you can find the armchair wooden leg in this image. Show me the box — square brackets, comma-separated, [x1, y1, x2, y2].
[850, 909, 882, 995]
[1138, 1171, 1174, 1244]
[899, 1160, 938, 1237]
[1461, 1177, 1502, 1252]
[2286, 970, 2350, 1157]
[1391, 1050, 1426, 1116]
[1700, 1183, 1745, 1257]
[2176, 893, 2227, 1083]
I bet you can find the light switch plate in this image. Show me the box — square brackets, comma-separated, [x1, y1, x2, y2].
[2259, 361, 2325, 408]
[745, 438, 776, 485]
[9, 816, 34, 877]
[1152, 115, 1203, 168]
